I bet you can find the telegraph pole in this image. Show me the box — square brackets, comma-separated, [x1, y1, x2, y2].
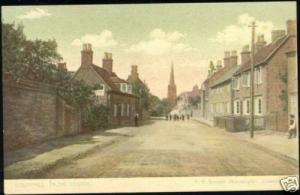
[249, 21, 257, 138]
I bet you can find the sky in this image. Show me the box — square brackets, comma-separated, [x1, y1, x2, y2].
[2, 2, 296, 98]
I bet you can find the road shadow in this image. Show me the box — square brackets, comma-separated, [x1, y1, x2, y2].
[4, 119, 155, 166]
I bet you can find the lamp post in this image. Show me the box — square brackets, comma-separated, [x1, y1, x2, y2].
[249, 21, 257, 138]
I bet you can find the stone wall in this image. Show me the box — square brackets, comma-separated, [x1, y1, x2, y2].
[3, 77, 82, 151]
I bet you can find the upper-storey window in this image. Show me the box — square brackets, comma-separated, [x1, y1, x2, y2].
[94, 84, 105, 96]
[120, 83, 127, 93]
[232, 77, 240, 90]
[120, 83, 132, 94]
[255, 67, 262, 84]
[242, 72, 250, 87]
[127, 84, 132, 94]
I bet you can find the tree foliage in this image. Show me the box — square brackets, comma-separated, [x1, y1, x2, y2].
[2, 23, 62, 83]
[3, 22, 110, 130]
[188, 95, 201, 107]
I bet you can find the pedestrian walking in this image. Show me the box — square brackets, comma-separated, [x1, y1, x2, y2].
[169, 114, 172, 121]
[182, 114, 185, 121]
[134, 113, 139, 127]
[166, 114, 169, 121]
[288, 114, 297, 139]
[187, 114, 190, 120]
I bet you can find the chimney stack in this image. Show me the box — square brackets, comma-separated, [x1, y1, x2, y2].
[241, 45, 250, 65]
[287, 20, 296, 36]
[216, 60, 222, 70]
[131, 65, 139, 79]
[229, 50, 238, 67]
[102, 52, 113, 75]
[57, 62, 67, 71]
[223, 51, 231, 68]
[81, 43, 93, 67]
[271, 30, 286, 42]
[255, 34, 267, 52]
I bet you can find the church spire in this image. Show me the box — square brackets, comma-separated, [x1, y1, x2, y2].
[169, 62, 175, 86]
[167, 62, 177, 109]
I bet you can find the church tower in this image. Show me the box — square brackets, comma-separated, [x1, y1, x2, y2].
[167, 62, 177, 109]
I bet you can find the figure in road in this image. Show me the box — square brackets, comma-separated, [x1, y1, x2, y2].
[288, 115, 297, 139]
[134, 113, 139, 127]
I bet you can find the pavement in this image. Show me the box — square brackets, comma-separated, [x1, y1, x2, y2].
[5, 119, 298, 179]
[231, 129, 299, 161]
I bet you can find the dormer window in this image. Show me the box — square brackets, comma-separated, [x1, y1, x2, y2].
[120, 83, 128, 93]
[241, 72, 250, 87]
[120, 83, 132, 94]
[94, 84, 105, 96]
[232, 76, 240, 90]
[127, 84, 132, 94]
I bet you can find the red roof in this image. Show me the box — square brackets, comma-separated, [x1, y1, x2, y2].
[234, 35, 290, 75]
[90, 64, 120, 91]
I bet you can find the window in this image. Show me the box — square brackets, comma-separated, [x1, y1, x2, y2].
[255, 67, 262, 84]
[234, 100, 240, 115]
[242, 72, 250, 87]
[243, 99, 250, 115]
[232, 77, 240, 90]
[113, 104, 117, 117]
[121, 83, 127, 93]
[127, 104, 130, 116]
[121, 104, 125, 116]
[255, 97, 263, 115]
[94, 84, 105, 96]
[127, 85, 132, 94]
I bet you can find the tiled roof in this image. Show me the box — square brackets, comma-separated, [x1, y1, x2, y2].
[209, 65, 240, 88]
[127, 75, 146, 87]
[110, 76, 128, 84]
[90, 64, 120, 91]
[234, 35, 290, 75]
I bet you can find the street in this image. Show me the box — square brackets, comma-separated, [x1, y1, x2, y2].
[43, 120, 298, 178]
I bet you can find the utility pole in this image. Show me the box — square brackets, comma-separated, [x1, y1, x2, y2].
[249, 21, 257, 138]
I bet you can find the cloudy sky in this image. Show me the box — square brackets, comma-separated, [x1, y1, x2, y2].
[2, 2, 296, 98]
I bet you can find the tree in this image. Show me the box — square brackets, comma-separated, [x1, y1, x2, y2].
[131, 81, 151, 111]
[2, 22, 62, 82]
[209, 61, 215, 72]
[188, 95, 201, 107]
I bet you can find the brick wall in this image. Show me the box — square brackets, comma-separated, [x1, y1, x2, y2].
[264, 37, 295, 131]
[3, 78, 82, 151]
[108, 91, 138, 127]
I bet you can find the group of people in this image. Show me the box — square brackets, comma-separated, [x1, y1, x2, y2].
[166, 114, 191, 121]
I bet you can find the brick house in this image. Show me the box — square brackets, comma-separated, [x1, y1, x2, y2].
[199, 50, 240, 122]
[231, 20, 297, 132]
[126, 65, 150, 120]
[72, 44, 139, 127]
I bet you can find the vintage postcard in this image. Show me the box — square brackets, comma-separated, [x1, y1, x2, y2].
[2, 1, 299, 194]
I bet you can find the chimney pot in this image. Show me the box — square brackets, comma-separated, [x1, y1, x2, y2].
[271, 30, 286, 42]
[81, 43, 93, 66]
[103, 52, 113, 74]
[229, 50, 238, 67]
[58, 62, 67, 71]
[223, 51, 231, 68]
[241, 45, 251, 65]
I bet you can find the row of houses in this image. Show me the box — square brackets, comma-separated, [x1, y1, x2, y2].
[198, 19, 297, 132]
[71, 43, 148, 127]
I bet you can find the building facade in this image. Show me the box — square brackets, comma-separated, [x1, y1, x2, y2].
[73, 44, 138, 127]
[231, 20, 297, 131]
